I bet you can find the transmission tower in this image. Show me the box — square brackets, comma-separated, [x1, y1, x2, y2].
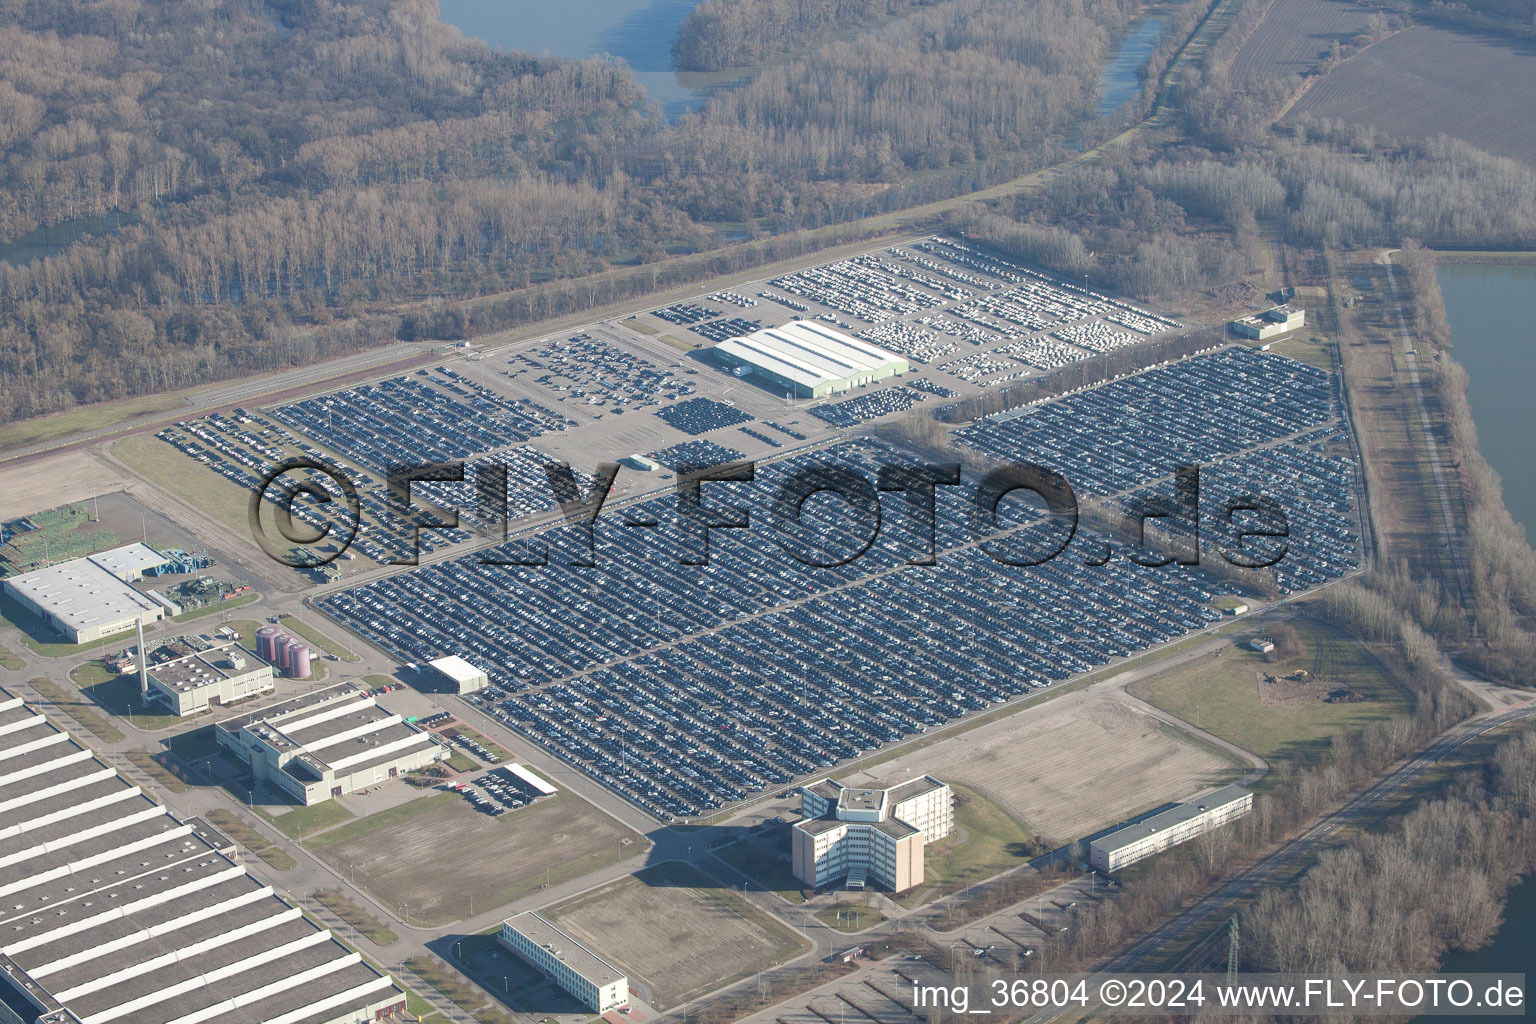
[1226, 914, 1240, 981]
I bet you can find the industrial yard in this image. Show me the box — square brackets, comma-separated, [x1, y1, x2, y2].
[0, 232, 1427, 1024]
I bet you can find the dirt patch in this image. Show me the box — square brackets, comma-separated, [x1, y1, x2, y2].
[911, 692, 1235, 846]
[0, 449, 130, 521]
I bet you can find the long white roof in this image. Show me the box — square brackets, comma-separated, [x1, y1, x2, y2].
[715, 320, 907, 388]
[3, 559, 161, 632]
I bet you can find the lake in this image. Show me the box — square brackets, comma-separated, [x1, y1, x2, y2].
[437, 0, 724, 118]
[0, 210, 133, 266]
[1436, 262, 1536, 538]
[1416, 873, 1535, 1021]
[1097, 18, 1165, 115]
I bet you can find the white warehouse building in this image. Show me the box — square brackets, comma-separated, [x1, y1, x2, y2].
[428, 655, 489, 694]
[2, 543, 172, 644]
[1089, 784, 1253, 872]
[499, 912, 629, 1012]
[712, 320, 910, 398]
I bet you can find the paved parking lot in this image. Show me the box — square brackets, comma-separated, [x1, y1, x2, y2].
[315, 343, 1361, 823]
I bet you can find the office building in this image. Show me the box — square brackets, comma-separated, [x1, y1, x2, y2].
[1089, 784, 1253, 872]
[0, 686, 408, 1024]
[499, 912, 629, 1012]
[712, 320, 910, 398]
[792, 775, 952, 892]
[145, 638, 276, 716]
[215, 683, 448, 805]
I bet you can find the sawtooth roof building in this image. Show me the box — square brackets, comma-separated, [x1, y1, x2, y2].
[712, 320, 910, 398]
[0, 686, 407, 1024]
[215, 683, 448, 805]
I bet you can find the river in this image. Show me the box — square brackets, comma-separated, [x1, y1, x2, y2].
[1420, 260, 1536, 1018]
[0, 210, 133, 266]
[1417, 873, 1536, 1021]
[1097, 18, 1165, 115]
[1436, 262, 1536, 538]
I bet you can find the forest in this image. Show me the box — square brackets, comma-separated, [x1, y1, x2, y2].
[0, 0, 1143, 425]
[673, 0, 941, 71]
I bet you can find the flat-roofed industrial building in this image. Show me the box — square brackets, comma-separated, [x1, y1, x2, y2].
[792, 775, 952, 892]
[1230, 304, 1306, 341]
[146, 638, 275, 716]
[712, 320, 910, 398]
[499, 912, 629, 1012]
[0, 686, 408, 1024]
[1089, 784, 1253, 873]
[427, 655, 488, 694]
[2, 548, 169, 644]
[215, 683, 448, 805]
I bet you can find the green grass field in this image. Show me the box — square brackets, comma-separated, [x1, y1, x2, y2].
[71, 662, 186, 730]
[0, 391, 194, 453]
[257, 800, 356, 840]
[815, 900, 886, 933]
[0, 639, 22, 670]
[312, 888, 398, 945]
[113, 433, 255, 539]
[26, 676, 124, 742]
[277, 614, 358, 661]
[711, 829, 808, 903]
[1130, 619, 1413, 766]
[205, 808, 298, 871]
[308, 791, 641, 926]
[894, 784, 1036, 908]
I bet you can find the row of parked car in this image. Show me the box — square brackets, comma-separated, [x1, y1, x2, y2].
[501, 333, 695, 416]
[273, 369, 569, 472]
[445, 730, 501, 764]
[655, 397, 755, 436]
[954, 346, 1341, 499]
[448, 532, 1228, 819]
[155, 410, 462, 565]
[310, 393, 1364, 821]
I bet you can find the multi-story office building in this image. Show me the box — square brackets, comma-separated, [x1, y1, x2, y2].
[1089, 784, 1253, 872]
[499, 913, 629, 1012]
[792, 775, 952, 892]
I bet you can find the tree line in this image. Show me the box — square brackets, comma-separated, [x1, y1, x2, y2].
[0, 0, 1154, 427]
[672, 0, 941, 71]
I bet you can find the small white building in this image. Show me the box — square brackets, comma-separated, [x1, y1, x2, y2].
[1231, 305, 1305, 341]
[428, 655, 489, 694]
[500, 912, 629, 1012]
